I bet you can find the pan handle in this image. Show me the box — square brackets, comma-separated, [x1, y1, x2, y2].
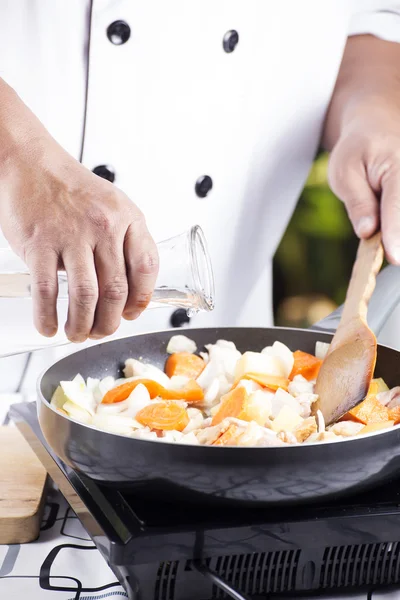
[310, 264, 400, 336]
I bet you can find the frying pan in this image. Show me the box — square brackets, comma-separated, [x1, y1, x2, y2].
[38, 265, 400, 506]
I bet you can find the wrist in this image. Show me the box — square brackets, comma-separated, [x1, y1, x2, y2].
[322, 35, 400, 150]
[0, 79, 48, 177]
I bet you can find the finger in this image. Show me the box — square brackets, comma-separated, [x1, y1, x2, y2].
[26, 248, 59, 337]
[380, 166, 400, 265]
[328, 153, 379, 238]
[122, 222, 159, 320]
[63, 245, 99, 342]
[90, 237, 129, 338]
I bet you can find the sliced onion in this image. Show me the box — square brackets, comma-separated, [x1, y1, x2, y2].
[317, 409, 325, 433]
[271, 388, 301, 417]
[315, 341, 330, 360]
[62, 400, 92, 423]
[60, 379, 96, 416]
[169, 375, 190, 390]
[166, 335, 197, 354]
[123, 359, 170, 387]
[204, 378, 220, 404]
[96, 399, 129, 415]
[123, 383, 152, 417]
[271, 341, 294, 378]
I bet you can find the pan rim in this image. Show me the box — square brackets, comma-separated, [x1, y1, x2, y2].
[37, 325, 400, 450]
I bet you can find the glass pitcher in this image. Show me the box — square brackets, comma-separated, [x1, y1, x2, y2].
[0, 225, 214, 357]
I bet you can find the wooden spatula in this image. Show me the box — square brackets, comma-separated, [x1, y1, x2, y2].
[312, 232, 384, 426]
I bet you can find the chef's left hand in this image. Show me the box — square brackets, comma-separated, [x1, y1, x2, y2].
[328, 103, 400, 263]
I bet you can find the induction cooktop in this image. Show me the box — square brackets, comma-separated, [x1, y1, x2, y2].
[10, 401, 400, 600]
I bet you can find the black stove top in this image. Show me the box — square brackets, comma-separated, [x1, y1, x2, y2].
[10, 401, 400, 600]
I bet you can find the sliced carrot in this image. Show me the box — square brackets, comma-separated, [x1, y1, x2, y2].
[212, 423, 240, 446]
[165, 352, 205, 379]
[344, 395, 390, 425]
[102, 378, 204, 404]
[211, 387, 248, 426]
[211, 386, 270, 427]
[136, 401, 189, 431]
[389, 406, 400, 425]
[357, 420, 394, 435]
[289, 350, 323, 381]
[242, 373, 289, 392]
[161, 379, 204, 403]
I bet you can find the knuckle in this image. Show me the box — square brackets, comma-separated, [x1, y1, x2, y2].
[69, 281, 98, 307]
[137, 249, 159, 276]
[345, 198, 368, 215]
[88, 209, 115, 235]
[34, 278, 58, 300]
[102, 278, 128, 304]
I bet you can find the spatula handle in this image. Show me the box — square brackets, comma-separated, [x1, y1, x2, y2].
[339, 232, 383, 327]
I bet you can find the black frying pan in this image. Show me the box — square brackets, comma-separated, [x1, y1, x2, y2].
[37, 266, 400, 506]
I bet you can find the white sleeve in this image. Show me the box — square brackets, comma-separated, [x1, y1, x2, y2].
[349, 1, 400, 42]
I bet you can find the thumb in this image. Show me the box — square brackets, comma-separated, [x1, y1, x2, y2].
[328, 146, 379, 238]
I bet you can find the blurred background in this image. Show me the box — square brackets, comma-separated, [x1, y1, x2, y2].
[273, 151, 359, 328]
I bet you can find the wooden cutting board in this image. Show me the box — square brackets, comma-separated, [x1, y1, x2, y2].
[0, 426, 47, 544]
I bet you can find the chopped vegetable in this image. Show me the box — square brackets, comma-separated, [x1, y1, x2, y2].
[211, 387, 248, 426]
[234, 351, 285, 383]
[270, 405, 303, 432]
[166, 334, 197, 354]
[205, 340, 242, 383]
[136, 401, 189, 431]
[378, 386, 400, 408]
[289, 351, 323, 381]
[62, 401, 92, 423]
[123, 358, 171, 387]
[212, 423, 240, 446]
[317, 410, 325, 433]
[271, 388, 302, 417]
[101, 378, 204, 404]
[357, 421, 395, 435]
[165, 352, 205, 379]
[293, 417, 317, 442]
[51, 385, 69, 410]
[315, 341, 330, 360]
[344, 395, 390, 425]
[211, 387, 272, 427]
[241, 372, 289, 391]
[262, 342, 294, 378]
[91, 413, 142, 435]
[60, 375, 96, 415]
[54, 334, 400, 447]
[368, 378, 389, 396]
[388, 406, 400, 424]
[329, 421, 364, 436]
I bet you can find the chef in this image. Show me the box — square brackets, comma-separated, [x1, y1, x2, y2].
[1, 1, 400, 392]
[3, 3, 400, 596]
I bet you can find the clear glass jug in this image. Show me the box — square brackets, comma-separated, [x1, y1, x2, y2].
[0, 225, 214, 357]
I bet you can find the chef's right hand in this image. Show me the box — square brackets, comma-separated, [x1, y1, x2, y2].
[0, 81, 159, 342]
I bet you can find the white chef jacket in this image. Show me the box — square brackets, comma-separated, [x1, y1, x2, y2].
[1, 0, 400, 393]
